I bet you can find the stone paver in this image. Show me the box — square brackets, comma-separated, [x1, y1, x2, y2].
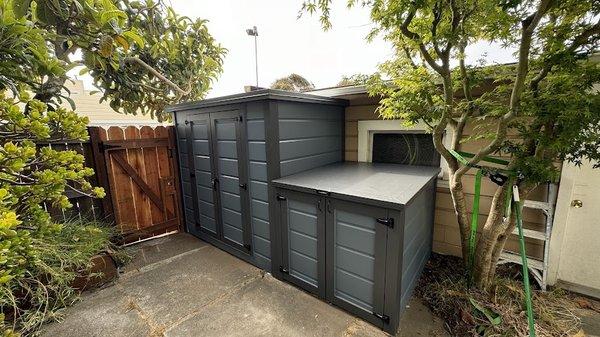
[42, 233, 448, 337]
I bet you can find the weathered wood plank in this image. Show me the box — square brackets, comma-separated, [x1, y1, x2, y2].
[140, 126, 164, 224]
[107, 126, 137, 232]
[125, 126, 152, 229]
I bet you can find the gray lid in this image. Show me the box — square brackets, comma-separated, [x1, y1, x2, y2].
[272, 162, 440, 209]
[166, 89, 348, 112]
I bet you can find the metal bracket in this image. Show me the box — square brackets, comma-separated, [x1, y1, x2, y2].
[376, 217, 394, 228]
[244, 243, 252, 250]
[316, 190, 330, 196]
[373, 313, 390, 324]
[276, 194, 286, 201]
[239, 183, 248, 190]
[279, 266, 289, 274]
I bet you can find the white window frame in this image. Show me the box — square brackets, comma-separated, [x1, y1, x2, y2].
[357, 120, 451, 185]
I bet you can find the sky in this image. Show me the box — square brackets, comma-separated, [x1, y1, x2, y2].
[75, 1, 518, 98]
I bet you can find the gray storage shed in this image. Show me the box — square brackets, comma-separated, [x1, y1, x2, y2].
[168, 90, 439, 335]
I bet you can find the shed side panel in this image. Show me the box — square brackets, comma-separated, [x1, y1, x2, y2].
[400, 182, 435, 311]
[175, 112, 195, 233]
[247, 102, 271, 270]
[278, 102, 343, 176]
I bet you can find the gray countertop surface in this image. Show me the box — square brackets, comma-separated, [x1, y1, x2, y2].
[272, 162, 440, 208]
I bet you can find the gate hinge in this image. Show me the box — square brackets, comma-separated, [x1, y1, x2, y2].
[373, 313, 390, 324]
[244, 243, 252, 250]
[276, 194, 286, 201]
[238, 116, 243, 122]
[279, 266, 289, 274]
[376, 217, 394, 228]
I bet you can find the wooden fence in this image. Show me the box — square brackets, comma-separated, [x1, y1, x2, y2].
[40, 126, 183, 244]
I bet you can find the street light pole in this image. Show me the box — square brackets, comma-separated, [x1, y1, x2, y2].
[246, 26, 258, 87]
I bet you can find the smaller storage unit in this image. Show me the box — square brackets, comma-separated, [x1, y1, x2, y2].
[273, 163, 439, 334]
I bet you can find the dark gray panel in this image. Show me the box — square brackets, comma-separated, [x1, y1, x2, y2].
[217, 140, 237, 159]
[287, 198, 319, 288]
[199, 214, 217, 233]
[223, 223, 243, 245]
[193, 139, 210, 156]
[198, 200, 215, 219]
[196, 185, 214, 203]
[279, 120, 342, 141]
[252, 217, 270, 240]
[279, 137, 342, 161]
[335, 222, 375, 256]
[218, 158, 238, 177]
[277, 102, 343, 120]
[215, 121, 236, 140]
[192, 123, 209, 139]
[335, 269, 374, 312]
[222, 207, 242, 229]
[194, 156, 211, 172]
[253, 236, 271, 257]
[249, 161, 267, 182]
[249, 181, 268, 202]
[251, 200, 269, 221]
[247, 120, 265, 141]
[335, 245, 375, 281]
[220, 191, 241, 212]
[195, 171, 212, 188]
[280, 151, 341, 178]
[219, 175, 240, 194]
[290, 231, 317, 259]
[248, 141, 266, 161]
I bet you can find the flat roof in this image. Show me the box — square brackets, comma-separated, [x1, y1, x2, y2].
[305, 84, 368, 98]
[272, 162, 440, 209]
[166, 89, 348, 112]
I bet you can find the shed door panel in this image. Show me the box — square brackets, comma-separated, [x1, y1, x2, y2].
[278, 189, 325, 297]
[189, 115, 218, 235]
[210, 111, 252, 252]
[326, 199, 388, 328]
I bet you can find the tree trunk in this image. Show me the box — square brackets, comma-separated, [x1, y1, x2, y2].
[448, 176, 472, 264]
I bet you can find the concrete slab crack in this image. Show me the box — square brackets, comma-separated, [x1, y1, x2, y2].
[121, 245, 210, 280]
[163, 273, 263, 334]
[123, 292, 166, 337]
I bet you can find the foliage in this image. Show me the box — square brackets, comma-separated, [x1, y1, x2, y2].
[337, 73, 370, 87]
[270, 73, 314, 92]
[1, 0, 225, 121]
[417, 253, 586, 336]
[0, 218, 113, 336]
[303, 0, 600, 289]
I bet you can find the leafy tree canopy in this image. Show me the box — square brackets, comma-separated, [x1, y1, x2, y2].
[302, 0, 599, 289]
[1, 0, 225, 121]
[271, 73, 314, 92]
[337, 73, 370, 87]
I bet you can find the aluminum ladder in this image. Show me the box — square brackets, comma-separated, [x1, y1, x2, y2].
[498, 183, 558, 290]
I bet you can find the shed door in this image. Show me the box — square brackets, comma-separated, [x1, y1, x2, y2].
[325, 198, 389, 328]
[188, 114, 219, 237]
[278, 189, 326, 297]
[210, 110, 252, 253]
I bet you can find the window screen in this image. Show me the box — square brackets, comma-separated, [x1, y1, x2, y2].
[371, 133, 440, 167]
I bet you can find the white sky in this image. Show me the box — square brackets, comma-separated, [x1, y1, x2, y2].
[75, 1, 518, 98]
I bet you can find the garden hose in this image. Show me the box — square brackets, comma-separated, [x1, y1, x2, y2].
[448, 150, 536, 336]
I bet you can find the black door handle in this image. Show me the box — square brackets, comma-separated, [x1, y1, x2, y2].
[239, 183, 247, 190]
[211, 178, 219, 190]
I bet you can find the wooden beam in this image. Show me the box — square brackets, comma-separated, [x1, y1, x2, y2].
[102, 138, 169, 150]
[111, 151, 166, 212]
[88, 127, 114, 221]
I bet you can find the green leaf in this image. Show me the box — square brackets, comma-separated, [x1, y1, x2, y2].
[469, 297, 502, 326]
[100, 9, 127, 25]
[12, 0, 32, 18]
[123, 30, 145, 48]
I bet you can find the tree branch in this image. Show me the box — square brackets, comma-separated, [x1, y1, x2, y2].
[399, 8, 445, 74]
[124, 56, 192, 96]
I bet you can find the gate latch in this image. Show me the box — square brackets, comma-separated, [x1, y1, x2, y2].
[279, 266, 289, 274]
[276, 195, 286, 201]
[376, 218, 394, 228]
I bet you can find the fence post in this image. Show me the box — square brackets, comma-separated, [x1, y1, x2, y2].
[88, 126, 114, 223]
[167, 126, 184, 233]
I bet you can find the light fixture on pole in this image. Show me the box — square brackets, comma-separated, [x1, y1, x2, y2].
[246, 26, 259, 87]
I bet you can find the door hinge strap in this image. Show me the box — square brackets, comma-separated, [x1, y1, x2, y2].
[376, 217, 394, 228]
[373, 313, 390, 324]
[279, 266, 289, 274]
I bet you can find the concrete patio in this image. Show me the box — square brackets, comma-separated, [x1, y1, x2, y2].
[42, 233, 447, 337]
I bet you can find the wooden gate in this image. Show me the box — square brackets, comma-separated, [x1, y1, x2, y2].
[89, 126, 183, 243]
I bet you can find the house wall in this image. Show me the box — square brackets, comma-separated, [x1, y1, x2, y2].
[344, 96, 547, 259]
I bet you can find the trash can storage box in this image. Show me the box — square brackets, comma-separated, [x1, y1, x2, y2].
[272, 162, 438, 333]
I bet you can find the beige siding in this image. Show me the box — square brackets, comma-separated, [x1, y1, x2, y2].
[343, 101, 546, 259]
[61, 80, 166, 126]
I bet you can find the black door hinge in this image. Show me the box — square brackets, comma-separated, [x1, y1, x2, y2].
[279, 266, 289, 274]
[238, 116, 243, 122]
[376, 217, 394, 228]
[244, 243, 252, 250]
[239, 183, 248, 190]
[276, 194, 286, 201]
[373, 313, 390, 324]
